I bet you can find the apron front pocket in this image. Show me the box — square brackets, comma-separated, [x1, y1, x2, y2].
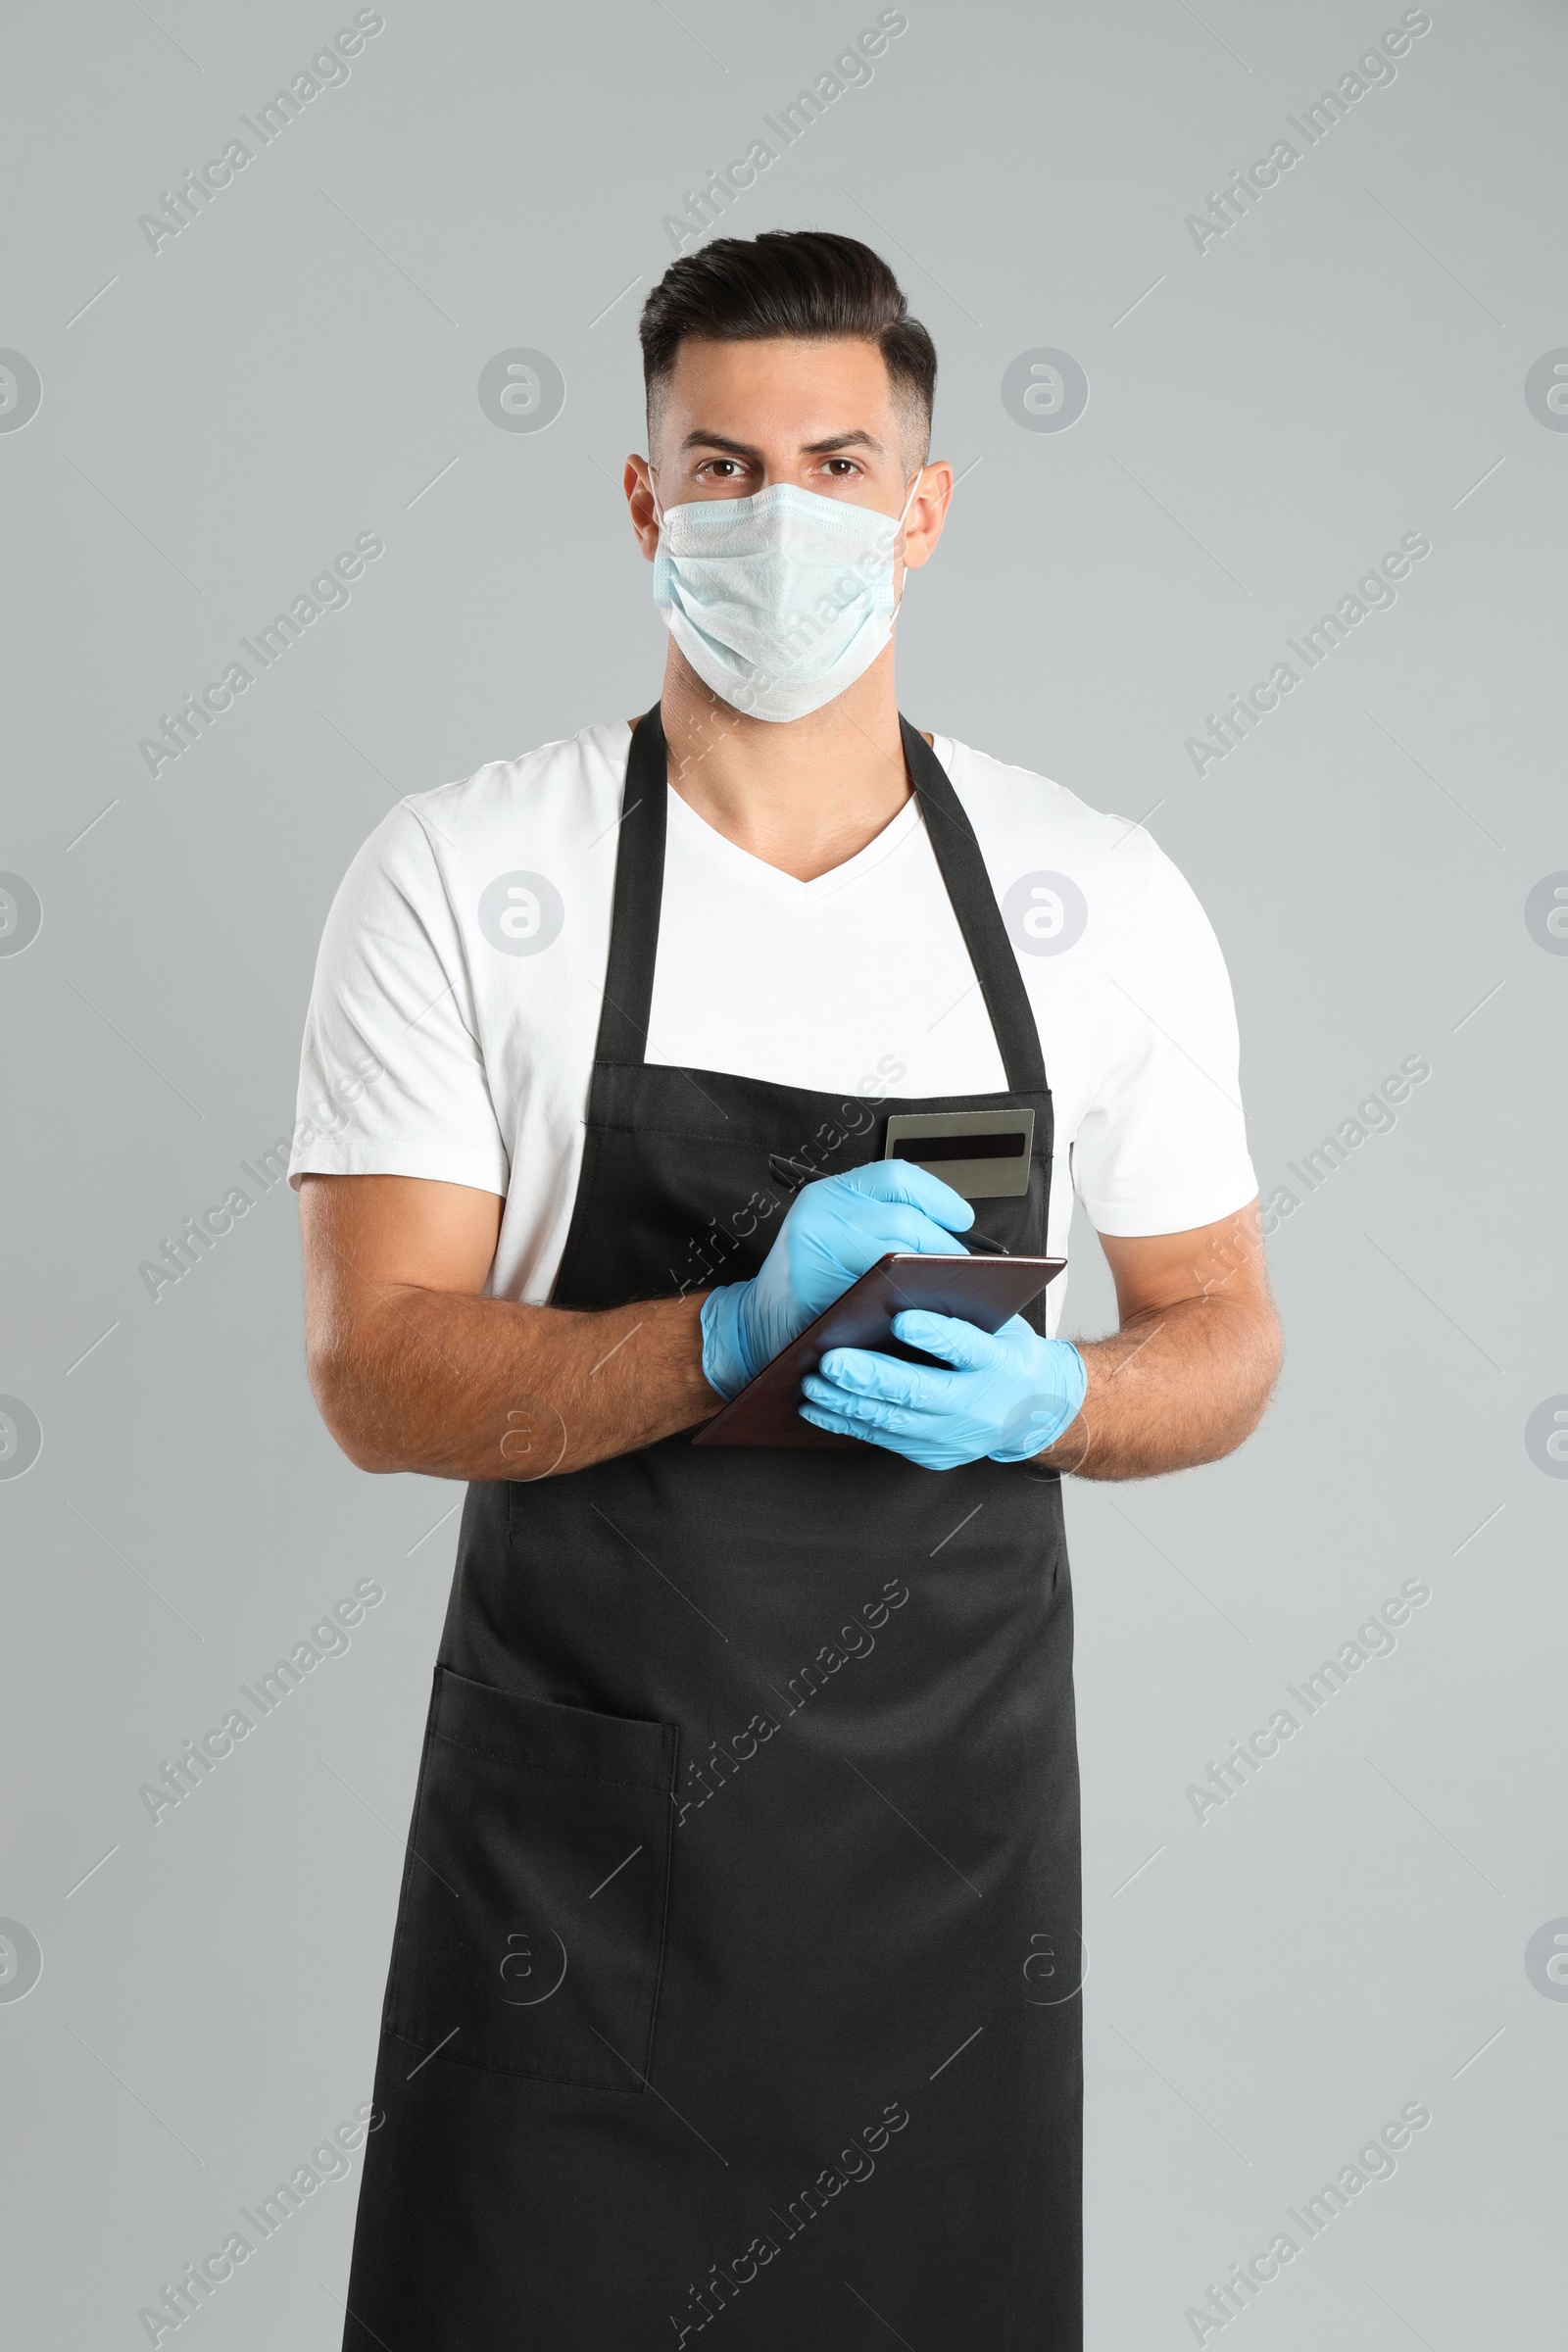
[384, 1667, 678, 2094]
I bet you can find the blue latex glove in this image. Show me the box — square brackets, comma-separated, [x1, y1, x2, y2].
[799, 1308, 1088, 1470]
[700, 1163, 974, 1400]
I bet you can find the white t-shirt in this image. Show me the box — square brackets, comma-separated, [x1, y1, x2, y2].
[289, 722, 1256, 1335]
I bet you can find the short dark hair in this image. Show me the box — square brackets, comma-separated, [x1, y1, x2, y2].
[639, 230, 937, 460]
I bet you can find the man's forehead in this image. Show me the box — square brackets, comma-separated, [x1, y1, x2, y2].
[662, 337, 896, 410]
[649, 335, 921, 464]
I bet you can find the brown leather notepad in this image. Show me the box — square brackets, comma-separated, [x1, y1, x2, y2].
[691, 1251, 1066, 1448]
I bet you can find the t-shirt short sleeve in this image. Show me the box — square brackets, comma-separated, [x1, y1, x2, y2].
[1067, 837, 1255, 1239]
[288, 802, 510, 1198]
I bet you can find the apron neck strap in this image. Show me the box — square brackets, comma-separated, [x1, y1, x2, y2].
[898, 718, 1047, 1096]
[588, 706, 1048, 1098]
[591, 707, 670, 1068]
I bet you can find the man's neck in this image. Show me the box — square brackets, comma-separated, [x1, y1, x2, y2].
[653, 643, 914, 884]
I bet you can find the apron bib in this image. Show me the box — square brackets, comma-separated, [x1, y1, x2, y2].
[342, 710, 1083, 2351]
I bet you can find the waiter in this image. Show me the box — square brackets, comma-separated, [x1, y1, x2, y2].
[293, 229, 1280, 2351]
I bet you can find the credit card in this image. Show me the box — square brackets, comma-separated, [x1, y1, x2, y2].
[882, 1108, 1035, 1200]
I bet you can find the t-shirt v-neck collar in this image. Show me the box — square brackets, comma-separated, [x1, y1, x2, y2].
[662, 777, 927, 909]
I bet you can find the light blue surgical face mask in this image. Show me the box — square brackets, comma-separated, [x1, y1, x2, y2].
[650, 470, 924, 723]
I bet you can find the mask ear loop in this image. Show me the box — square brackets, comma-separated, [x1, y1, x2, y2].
[646, 463, 665, 535]
[890, 465, 926, 625]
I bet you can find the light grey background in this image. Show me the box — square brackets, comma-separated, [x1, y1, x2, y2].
[2, 0, 1564, 2343]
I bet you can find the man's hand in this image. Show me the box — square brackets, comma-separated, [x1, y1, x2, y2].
[700, 1162, 974, 1400]
[807, 1201, 1280, 1480]
[800, 1311, 1087, 1467]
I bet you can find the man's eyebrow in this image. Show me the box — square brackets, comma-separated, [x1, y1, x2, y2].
[675, 428, 889, 458]
[801, 430, 887, 457]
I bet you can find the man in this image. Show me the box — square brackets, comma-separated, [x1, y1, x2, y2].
[293, 230, 1280, 2351]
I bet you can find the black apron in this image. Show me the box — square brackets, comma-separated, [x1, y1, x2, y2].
[342, 710, 1083, 2351]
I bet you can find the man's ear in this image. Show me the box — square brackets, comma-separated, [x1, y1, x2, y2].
[902, 462, 954, 573]
[624, 456, 661, 562]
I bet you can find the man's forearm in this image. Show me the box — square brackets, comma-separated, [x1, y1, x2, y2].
[311, 1287, 717, 1481]
[1038, 1295, 1280, 1481]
